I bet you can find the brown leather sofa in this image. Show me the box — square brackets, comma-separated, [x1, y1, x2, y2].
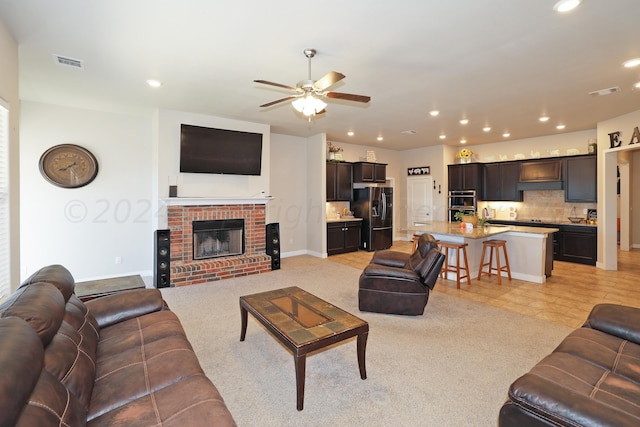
[499, 303, 640, 426]
[0, 264, 236, 427]
[358, 234, 445, 315]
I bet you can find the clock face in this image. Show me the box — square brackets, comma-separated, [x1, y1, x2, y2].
[39, 144, 99, 188]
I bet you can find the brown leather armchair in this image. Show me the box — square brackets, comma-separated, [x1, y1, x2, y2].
[358, 234, 445, 315]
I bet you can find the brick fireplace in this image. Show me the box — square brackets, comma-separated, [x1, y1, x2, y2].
[166, 198, 272, 286]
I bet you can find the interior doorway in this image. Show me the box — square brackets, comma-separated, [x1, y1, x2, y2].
[407, 176, 433, 228]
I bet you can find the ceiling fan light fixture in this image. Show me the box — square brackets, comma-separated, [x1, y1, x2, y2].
[292, 94, 326, 116]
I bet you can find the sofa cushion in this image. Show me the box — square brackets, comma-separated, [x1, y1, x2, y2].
[0, 282, 65, 346]
[584, 303, 640, 346]
[508, 350, 640, 426]
[88, 310, 204, 420]
[87, 375, 236, 427]
[0, 317, 44, 427]
[554, 327, 640, 385]
[20, 264, 76, 301]
[45, 319, 99, 411]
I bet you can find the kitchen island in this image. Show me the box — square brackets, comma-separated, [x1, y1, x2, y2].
[409, 221, 558, 284]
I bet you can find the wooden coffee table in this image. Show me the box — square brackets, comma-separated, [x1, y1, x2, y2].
[240, 286, 369, 411]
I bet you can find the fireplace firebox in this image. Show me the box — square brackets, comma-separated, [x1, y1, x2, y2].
[192, 219, 245, 260]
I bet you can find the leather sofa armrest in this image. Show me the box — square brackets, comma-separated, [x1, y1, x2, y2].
[583, 303, 640, 345]
[362, 264, 420, 282]
[85, 288, 165, 329]
[370, 250, 408, 268]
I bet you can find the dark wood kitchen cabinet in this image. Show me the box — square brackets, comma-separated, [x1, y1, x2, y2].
[353, 162, 387, 183]
[564, 155, 597, 202]
[327, 221, 362, 255]
[557, 225, 596, 266]
[482, 162, 522, 201]
[448, 163, 484, 199]
[326, 161, 353, 201]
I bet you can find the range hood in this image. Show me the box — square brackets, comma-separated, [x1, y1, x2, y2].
[517, 159, 563, 191]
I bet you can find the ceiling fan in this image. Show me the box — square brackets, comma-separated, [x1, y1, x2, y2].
[254, 48, 371, 117]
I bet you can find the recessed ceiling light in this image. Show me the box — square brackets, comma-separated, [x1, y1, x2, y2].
[347, 131, 354, 136]
[482, 126, 491, 132]
[589, 86, 620, 96]
[439, 134, 446, 140]
[430, 110, 439, 116]
[623, 58, 640, 68]
[460, 138, 467, 144]
[459, 119, 469, 125]
[539, 116, 550, 122]
[556, 124, 566, 130]
[634, 82, 640, 89]
[503, 132, 511, 138]
[146, 79, 162, 88]
[553, 0, 581, 13]
[377, 136, 383, 141]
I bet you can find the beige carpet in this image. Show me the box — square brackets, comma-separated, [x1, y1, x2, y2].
[160, 255, 573, 426]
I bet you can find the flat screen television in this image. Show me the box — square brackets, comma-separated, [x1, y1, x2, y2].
[179, 124, 263, 175]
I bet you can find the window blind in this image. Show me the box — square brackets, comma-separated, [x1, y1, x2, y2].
[0, 100, 9, 300]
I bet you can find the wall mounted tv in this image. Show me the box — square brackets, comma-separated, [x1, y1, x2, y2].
[179, 124, 263, 176]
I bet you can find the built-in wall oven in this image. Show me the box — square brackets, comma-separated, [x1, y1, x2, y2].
[448, 190, 477, 222]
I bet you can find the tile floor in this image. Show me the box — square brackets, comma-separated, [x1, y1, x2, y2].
[328, 240, 640, 328]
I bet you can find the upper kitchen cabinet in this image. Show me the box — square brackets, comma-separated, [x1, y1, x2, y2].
[482, 162, 522, 201]
[517, 158, 563, 191]
[353, 162, 387, 183]
[564, 155, 597, 202]
[326, 161, 353, 201]
[448, 163, 484, 199]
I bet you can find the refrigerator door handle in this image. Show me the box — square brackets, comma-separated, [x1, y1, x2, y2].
[381, 192, 387, 222]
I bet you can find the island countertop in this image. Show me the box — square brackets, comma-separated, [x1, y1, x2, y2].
[408, 221, 558, 238]
[408, 221, 558, 284]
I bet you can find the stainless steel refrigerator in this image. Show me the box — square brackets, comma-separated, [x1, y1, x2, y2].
[353, 187, 393, 251]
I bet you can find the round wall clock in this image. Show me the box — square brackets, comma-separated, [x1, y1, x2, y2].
[39, 144, 99, 188]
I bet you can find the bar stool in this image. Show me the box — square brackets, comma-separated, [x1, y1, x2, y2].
[477, 240, 512, 285]
[438, 241, 471, 289]
[411, 234, 421, 251]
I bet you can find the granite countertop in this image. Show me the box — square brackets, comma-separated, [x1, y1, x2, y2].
[488, 219, 597, 227]
[327, 217, 363, 223]
[408, 221, 558, 239]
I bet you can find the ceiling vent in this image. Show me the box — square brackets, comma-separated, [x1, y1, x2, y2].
[588, 86, 619, 97]
[401, 130, 417, 135]
[53, 55, 84, 70]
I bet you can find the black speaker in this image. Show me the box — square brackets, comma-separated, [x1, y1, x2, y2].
[266, 223, 281, 270]
[154, 229, 171, 288]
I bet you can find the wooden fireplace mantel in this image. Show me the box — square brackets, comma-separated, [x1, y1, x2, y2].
[161, 196, 273, 206]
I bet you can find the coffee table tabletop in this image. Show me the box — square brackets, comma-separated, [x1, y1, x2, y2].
[240, 286, 369, 410]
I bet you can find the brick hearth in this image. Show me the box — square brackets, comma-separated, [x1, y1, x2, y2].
[167, 202, 272, 286]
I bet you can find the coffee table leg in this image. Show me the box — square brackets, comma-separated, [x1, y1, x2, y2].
[240, 305, 248, 341]
[294, 353, 306, 411]
[357, 331, 368, 380]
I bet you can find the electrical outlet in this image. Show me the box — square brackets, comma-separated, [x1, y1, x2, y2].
[583, 208, 588, 214]
[115, 256, 122, 264]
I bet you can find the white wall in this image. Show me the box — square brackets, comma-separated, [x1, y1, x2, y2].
[269, 133, 309, 256]
[20, 102, 153, 281]
[597, 108, 640, 269]
[0, 19, 20, 292]
[155, 109, 270, 201]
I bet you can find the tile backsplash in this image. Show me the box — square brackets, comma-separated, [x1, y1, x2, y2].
[478, 190, 596, 222]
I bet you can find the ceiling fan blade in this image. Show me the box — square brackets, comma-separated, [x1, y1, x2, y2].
[313, 71, 346, 91]
[259, 95, 299, 108]
[254, 79, 298, 91]
[325, 91, 371, 103]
